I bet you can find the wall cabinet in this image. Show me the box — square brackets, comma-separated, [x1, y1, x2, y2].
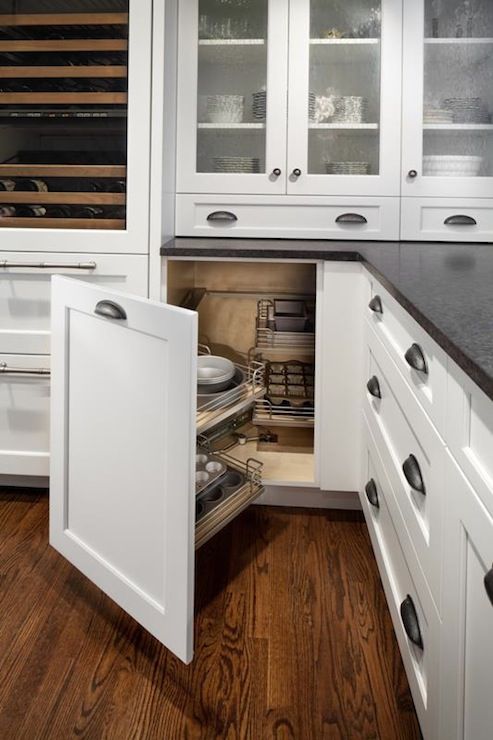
[0, 0, 152, 253]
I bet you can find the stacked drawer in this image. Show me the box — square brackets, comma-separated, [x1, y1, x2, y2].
[361, 273, 448, 737]
[0, 252, 148, 478]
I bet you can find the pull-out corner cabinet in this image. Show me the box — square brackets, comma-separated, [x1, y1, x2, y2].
[50, 277, 198, 663]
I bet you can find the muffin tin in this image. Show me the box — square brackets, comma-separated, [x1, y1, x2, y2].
[195, 450, 228, 495]
[196, 467, 247, 522]
[265, 360, 314, 405]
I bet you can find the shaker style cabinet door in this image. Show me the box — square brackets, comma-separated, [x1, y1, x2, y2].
[402, 0, 493, 199]
[287, 0, 403, 197]
[440, 453, 493, 740]
[50, 277, 198, 663]
[176, 0, 289, 195]
[0, 0, 152, 253]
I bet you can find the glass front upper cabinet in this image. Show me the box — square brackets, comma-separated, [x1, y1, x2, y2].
[177, 0, 289, 194]
[0, 0, 152, 252]
[287, 0, 402, 196]
[403, 0, 493, 197]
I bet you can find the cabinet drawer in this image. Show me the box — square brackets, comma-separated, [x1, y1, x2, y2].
[401, 197, 493, 243]
[0, 354, 50, 478]
[364, 329, 446, 611]
[366, 276, 447, 436]
[361, 420, 439, 740]
[176, 194, 400, 240]
[0, 253, 148, 355]
[447, 360, 493, 519]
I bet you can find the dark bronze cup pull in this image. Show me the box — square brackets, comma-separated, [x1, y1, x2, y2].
[94, 300, 127, 321]
[365, 479, 380, 508]
[402, 454, 426, 495]
[206, 211, 238, 223]
[400, 595, 423, 649]
[484, 568, 493, 606]
[368, 295, 383, 314]
[367, 376, 382, 399]
[335, 213, 368, 224]
[444, 215, 477, 226]
[404, 343, 428, 375]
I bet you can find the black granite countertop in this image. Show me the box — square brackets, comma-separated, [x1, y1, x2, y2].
[161, 238, 493, 402]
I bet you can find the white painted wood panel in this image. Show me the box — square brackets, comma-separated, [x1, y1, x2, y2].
[0, 253, 148, 355]
[0, 353, 50, 477]
[401, 198, 493, 242]
[50, 277, 197, 663]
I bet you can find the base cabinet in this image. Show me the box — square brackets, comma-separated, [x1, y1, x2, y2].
[440, 453, 493, 740]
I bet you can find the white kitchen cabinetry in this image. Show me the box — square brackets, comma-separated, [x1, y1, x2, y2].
[176, 0, 402, 216]
[401, 0, 493, 240]
[440, 453, 493, 740]
[0, 0, 153, 254]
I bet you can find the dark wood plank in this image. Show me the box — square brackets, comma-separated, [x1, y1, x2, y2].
[0, 492, 422, 739]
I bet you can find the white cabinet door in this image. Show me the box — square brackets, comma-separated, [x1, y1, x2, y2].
[287, 0, 403, 197]
[176, 0, 289, 195]
[50, 277, 198, 664]
[402, 0, 493, 199]
[441, 453, 493, 740]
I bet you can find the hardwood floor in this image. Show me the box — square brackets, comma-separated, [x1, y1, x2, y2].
[0, 488, 421, 740]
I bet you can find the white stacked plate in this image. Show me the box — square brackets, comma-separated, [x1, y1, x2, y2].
[423, 155, 483, 177]
[213, 156, 261, 173]
[331, 96, 369, 123]
[442, 97, 491, 124]
[324, 160, 370, 175]
[424, 107, 454, 124]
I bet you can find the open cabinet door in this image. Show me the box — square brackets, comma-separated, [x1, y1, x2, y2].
[50, 277, 197, 664]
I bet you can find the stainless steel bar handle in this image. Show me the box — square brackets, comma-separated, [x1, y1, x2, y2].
[0, 362, 50, 376]
[0, 261, 97, 270]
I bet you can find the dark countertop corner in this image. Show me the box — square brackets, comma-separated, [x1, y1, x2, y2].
[161, 237, 493, 402]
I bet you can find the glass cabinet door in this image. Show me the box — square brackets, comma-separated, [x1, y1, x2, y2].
[287, 0, 402, 196]
[403, 0, 493, 197]
[176, 0, 288, 195]
[0, 0, 151, 252]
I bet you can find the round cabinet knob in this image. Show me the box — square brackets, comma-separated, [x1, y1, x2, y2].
[408, 169, 418, 179]
[292, 168, 302, 178]
[272, 168, 282, 177]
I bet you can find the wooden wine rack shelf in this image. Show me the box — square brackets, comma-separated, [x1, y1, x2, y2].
[0, 193, 125, 205]
[0, 165, 126, 178]
[0, 39, 128, 52]
[0, 66, 127, 78]
[0, 218, 125, 230]
[0, 92, 127, 104]
[0, 13, 129, 27]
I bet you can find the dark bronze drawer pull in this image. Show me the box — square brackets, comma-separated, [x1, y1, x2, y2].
[402, 454, 426, 495]
[444, 215, 477, 226]
[400, 595, 423, 649]
[404, 343, 428, 375]
[367, 376, 382, 399]
[335, 213, 368, 224]
[206, 211, 238, 223]
[365, 478, 380, 508]
[484, 568, 493, 606]
[368, 295, 383, 314]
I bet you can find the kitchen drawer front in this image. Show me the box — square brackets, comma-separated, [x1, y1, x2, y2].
[0, 354, 50, 477]
[366, 276, 448, 436]
[364, 328, 446, 611]
[361, 421, 440, 740]
[176, 194, 400, 240]
[0, 253, 148, 355]
[446, 360, 493, 519]
[401, 198, 493, 243]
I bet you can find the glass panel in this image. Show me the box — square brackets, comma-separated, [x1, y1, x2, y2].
[423, 1, 493, 178]
[196, 0, 268, 175]
[308, 0, 382, 177]
[0, 0, 128, 230]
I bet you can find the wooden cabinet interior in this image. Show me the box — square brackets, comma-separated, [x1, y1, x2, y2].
[167, 260, 318, 485]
